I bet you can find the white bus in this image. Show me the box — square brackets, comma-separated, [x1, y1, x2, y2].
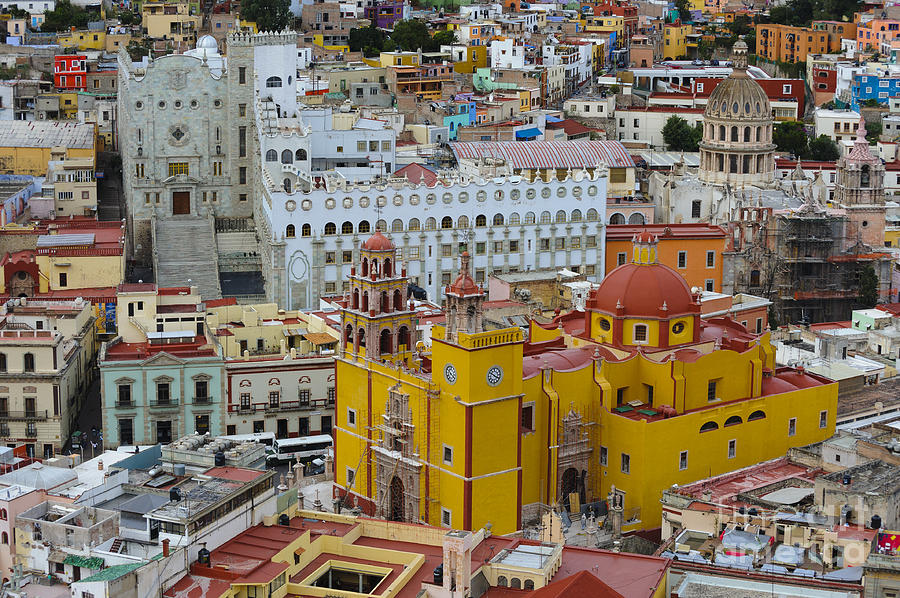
[269, 435, 333, 465]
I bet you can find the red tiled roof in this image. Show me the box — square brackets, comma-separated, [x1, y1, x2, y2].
[529, 570, 624, 598]
[394, 163, 438, 186]
[546, 119, 593, 137]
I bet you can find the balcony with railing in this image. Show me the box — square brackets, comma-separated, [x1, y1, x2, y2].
[150, 399, 179, 409]
[228, 397, 334, 414]
[194, 395, 213, 405]
[0, 410, 50, 421]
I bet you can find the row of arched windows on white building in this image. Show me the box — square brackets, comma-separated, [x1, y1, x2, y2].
[284, 209, 607, 238]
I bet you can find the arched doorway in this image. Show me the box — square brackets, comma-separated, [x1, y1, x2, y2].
[560, 467, 579, 509]
[380, 329, 392, 356]
[389, 476, 404, 521]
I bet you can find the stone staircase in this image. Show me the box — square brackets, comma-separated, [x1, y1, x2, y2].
[153, 216, 222, 299]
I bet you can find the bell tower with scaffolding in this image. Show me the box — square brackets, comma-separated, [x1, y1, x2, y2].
[340, 230, 415, 364]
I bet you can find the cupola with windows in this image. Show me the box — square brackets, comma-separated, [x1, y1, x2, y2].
[585, 231, 701, 349]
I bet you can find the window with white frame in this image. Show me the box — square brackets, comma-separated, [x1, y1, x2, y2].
[728, 439, 736, 459]
[443, 445, 453, 465]
[347, 408, 356, 427]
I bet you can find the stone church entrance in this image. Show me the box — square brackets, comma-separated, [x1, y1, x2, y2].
[172, 192, 190, 215]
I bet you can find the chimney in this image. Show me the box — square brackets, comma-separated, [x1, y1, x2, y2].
[162, 538, 170, 557]
[97, 459, 103, 470]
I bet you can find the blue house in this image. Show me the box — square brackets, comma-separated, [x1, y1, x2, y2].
[851, 73, 900, 110]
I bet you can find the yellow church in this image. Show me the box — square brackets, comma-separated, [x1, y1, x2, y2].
[334, 230, 837, 534]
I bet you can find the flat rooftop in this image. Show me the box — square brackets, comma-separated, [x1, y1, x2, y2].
[0, 120, 94, 149]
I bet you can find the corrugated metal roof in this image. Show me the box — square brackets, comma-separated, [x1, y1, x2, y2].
[36, 234, 95, 248]
[0, 120, 94, 149]
[450, 140, 635, 169]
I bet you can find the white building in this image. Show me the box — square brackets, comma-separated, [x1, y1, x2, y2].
[814, 108, 862, 143]
[491, 39, 526, 69]
[616, 106, 704, 147]
[459, 3, 502, 20]
[563, 95, 614, 119]
[256, 168, 610, 309]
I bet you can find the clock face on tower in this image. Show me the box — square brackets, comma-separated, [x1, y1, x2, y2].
[486, 366, 503, 387]
[444, 363, 457, 385]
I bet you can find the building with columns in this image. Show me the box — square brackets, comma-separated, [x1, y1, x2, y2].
[698, 39, 776, 186]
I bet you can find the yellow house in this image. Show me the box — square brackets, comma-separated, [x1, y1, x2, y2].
[47, 156, 97, 217]
[142, 0, 200, 43]
[57, 29, 106, 50]
[0, 121, 95, 176]
[441, 44, 488, 74]
[663, 21, 693, 60]
[206, 301, 339, 358]
[0, 220, 125, 296]
[377, 51, 420, 67]
[310, 34, 349, 52]
[584, 14, 624, 38]
[335, 232, 837, 534]
[885, 225, 900, 248]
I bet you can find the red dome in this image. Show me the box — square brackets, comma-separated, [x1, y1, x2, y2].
[589, 262, 696, 317]
[362, 231, 395, 251]
[448, 252, 482, 296]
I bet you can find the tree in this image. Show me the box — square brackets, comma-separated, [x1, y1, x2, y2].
[726, 14, 753, 36]
[804, 135, 840, 161]
[115, 9, 141, 25]
[126, 38, 153, 61]
[349, 25, 387, 56]
[674, 0, 691, 22]
[430, 29, 456, 50]
[865, 121, 882, 143]
[3, 5, 29, 19]
[662, 115, 701, 152]
[773, 121, 808, 157]
[240, 0, 291, 32]
[40, 0, 96, 31]
[858, 265, 879, 308]
[389, 19, 432, 51]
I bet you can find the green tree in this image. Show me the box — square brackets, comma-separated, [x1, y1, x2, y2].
[866, 121, 882, 143]
[3, 5, 29, 19]
[389, 19, 432, 51]
[430, 29, 456, 50]
[773, 121, 808, 157]
[662, 115, 701, 152]
[804, 135, 840, 161]
[673, 0, 691, 22]
[40, 0, 96, 32]
[240, 0, 291, 32]
[858, 265, 879, 308]
[349, 25, 387, 56]
[861, 98, 882, 107]
[727, 14, 753, 36]
[115, 9, 141, 25]
[126, 38, 154, 61]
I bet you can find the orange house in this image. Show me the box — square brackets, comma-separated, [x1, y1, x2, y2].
[605, 223, 728, 293]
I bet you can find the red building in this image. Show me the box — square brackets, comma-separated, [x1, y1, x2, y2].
[811, 64, 838, 105]
[54, 55, 87, 91]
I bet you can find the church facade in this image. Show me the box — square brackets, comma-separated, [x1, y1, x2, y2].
[334, 230, 838, 534]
